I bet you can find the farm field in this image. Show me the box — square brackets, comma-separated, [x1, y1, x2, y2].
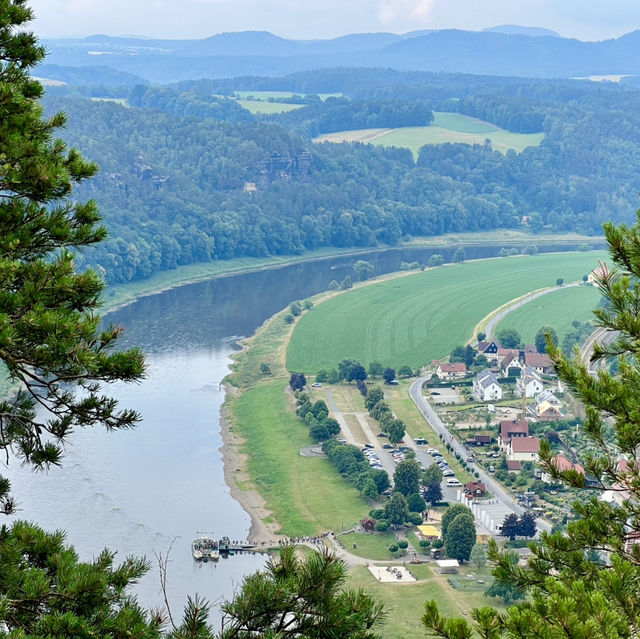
[286, 251, 606, 372]
[313, 111, 544, 157]
[234, 90, 342, 100]
[495, 284, 601, 344]
[237, 99, 304, 114]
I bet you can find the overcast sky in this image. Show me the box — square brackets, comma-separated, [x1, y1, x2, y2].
[28, 0, 640, 42]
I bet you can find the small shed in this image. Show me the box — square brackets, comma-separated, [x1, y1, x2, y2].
[360, 517, 377, 532]
[436, 559, 460, 574]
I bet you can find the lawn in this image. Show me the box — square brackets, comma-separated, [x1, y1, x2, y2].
[313, 111, 544, 158]
[338, 531, 402, 560]
[286, 251, 606, 373]
[495, 284, 601, 344]
[234, 90, 342, 100]
[237, 99, 304, 114]
[229, 380, 368, 537]
[346, 565, 498, 639]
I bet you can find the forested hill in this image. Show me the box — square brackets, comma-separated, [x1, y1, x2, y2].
[42, 72, 640, 286]
[39, 28, 640, 83]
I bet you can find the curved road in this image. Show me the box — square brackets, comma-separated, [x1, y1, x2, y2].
[409, 377, 552, 534]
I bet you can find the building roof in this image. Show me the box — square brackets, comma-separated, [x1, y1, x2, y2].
[476, 369, 500, 389]
[501, 353, 522, 370]
[524, 344, 538, 353]
[438, 362, 467, 373]
[417, 524, 441, 538]
[474, 435, 491, 443]
[537, 389, 561, 405]
[499, 420, 529, 441]
[521, 366, 542, 381]
[551, 454, 584, 476]
[524, 352, 554, 369]
[466, 481, 486, 492]
[477, 338, 502, 353]
[511, 437, 540, 453]
[507, 460, 522, 470]
[497, 348, 520, 358]
[537, 400, 562, 415]
[436, 559, 460, 568]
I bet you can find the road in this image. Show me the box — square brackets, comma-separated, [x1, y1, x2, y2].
[409, 376, 552, 534]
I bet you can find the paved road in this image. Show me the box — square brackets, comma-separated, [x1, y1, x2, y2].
[409, 377, 552, 534]
[484, 282, 579, 340]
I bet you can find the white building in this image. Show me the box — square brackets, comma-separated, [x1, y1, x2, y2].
[473, 369, 503, 402]
[516, 366, 544, 398]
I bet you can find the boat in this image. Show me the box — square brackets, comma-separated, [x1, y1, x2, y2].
[192, 535, 219, 561]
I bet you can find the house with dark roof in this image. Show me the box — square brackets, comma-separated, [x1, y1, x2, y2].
[516, 366, 544, 398]
[473, 369, 502, 402]
[465, 481, 486, 497]
[500, 353, 523, 376]
[477, 338, 501, 366]
[499, 420, 529, 449]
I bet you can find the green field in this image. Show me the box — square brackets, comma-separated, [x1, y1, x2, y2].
[495, 284, 601, 344]
[286, 252, 606, 372]
[234, 90, 342, 101]
[230, 380, 368, 536]
[313, 111, 544, 157]
[237, 99, 304, 114]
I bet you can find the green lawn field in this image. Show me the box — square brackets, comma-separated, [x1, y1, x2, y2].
[313, 111, 544, 157]
[234, 90, 342, 100]
[286, 252, 606, 372]
[495, 284, 602, 344]
[237, 99, 304, 114]
[230, 380, 368, 536]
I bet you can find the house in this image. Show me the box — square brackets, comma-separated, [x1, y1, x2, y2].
[465, 481, 486, 497]
[470, 434, 491, 446]
[436, 362, 467, 380]
[587, 262, 608, 284]
[496, 348, 520, 365]
[499, 420, 529, 449]
[501, 353, 524, 377]
[541, 454, 585, 483]
[524, 351, 555, 375]
[537, 389, 562, 406]
[477, 338, 501, 366]
[536, 400, 563, 421]
[516, 367, 544, 398]
[507, 460, 522, 473]
[507, 437, 540, 462]
[473, 369, 503, 402]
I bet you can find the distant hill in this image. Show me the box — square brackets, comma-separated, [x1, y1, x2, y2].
[482, 25, 560, 38]
[38, 28, 640, 84]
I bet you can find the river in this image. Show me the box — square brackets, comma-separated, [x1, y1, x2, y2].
[2, 241, 597, 620]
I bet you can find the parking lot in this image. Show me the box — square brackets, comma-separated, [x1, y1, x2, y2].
[429, 387, 462, 405]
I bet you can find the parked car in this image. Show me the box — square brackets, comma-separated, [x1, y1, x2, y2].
[442, 469, 455, 477]
[311, 382, 322, 388]
[489, 465, 495, 473]
[382, 443, 394, 449]
[377, 432, 387, 438]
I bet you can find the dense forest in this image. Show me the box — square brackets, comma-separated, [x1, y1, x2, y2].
[43, 69, 640, 284]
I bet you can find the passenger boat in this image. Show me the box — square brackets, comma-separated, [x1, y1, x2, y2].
[191, 535, 219, 561]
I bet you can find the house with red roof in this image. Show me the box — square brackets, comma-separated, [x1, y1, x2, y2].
[499, 420, 529, 450]
[436, 362, 467, 380]
[524, 351, 555, 375]
[541, 454, 585, 483]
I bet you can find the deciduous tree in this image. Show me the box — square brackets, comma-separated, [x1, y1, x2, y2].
[393, 459, 421, 496]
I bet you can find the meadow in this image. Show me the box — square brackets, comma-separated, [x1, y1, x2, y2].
[230, 379, 368, 537]
[495, 284, 602, 344]
[286, 251, 606, 373]
[234, 90, 343, 100]
[237, 99, 304, 114]
[314, 111, 544, 157]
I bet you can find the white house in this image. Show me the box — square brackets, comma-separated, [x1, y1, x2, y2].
[516, 366, 544, 398]
[507, 437, 540, 462]
[473, 369, 503, 402]
[436, 362, 467, 380]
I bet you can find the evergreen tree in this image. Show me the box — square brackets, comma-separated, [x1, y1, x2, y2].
[0, 0, 145, 514]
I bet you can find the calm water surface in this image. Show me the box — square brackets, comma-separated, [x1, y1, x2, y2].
[4, 242, 593, 617]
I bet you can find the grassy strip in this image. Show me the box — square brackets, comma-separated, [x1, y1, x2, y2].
[346, 565, 499, 639]
[229, 380, 368, 537]
[286, 251, 606, 372]
[495, 285, 601, 344]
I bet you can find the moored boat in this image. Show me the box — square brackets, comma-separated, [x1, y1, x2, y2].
[192, 535, 219, 561]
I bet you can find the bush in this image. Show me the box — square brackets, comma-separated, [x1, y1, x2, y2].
[407, 512, 423, 525]
[419, 539, 431, 548]
[433, 539, 444, 549]
[284, 313, 294, 324]
[376, 520, 389, 532]
[369, 508, 384, 519]
[397, 539, 409, 549]
[388, 544, 399, 553]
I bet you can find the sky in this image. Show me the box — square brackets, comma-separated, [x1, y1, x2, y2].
[28, 0, 640, 42]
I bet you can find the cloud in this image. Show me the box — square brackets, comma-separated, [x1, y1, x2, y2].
[377, 0, 437, 26]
